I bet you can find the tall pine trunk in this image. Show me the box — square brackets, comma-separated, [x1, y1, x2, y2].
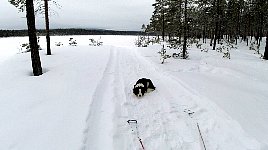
[44, 0, 51, 55]
[213, 0, 220, 50]
[203, 25, 206, 43]
[162, 6, 165, 41]
[182, 0, 187, 59]
[26, 0, 42, 76]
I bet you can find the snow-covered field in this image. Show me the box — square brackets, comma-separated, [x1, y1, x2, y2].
[0, 35, 268, 150]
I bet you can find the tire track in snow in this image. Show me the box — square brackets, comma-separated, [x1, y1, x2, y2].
[81, 47, 117, 150]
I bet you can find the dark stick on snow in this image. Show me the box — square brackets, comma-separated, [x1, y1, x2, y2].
[197, 123, 207, 150]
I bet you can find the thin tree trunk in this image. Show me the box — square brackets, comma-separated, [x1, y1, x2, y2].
[218, 18, 222, 44]
[44, 0, 51, 55]
[182, 0, 187, 59]
[237, 3, 241, 40]
[203, 25, 205, 43]
[213, 0, 220, 50]
[248, 15, 251, 46]
[210, 30, 214, 46]
[259, 0, 264, 42]
[264, 32, 268, 60]
[178, 0, 182, 44]
[26, 0, 42, 76]
[162, 9, 165, 41]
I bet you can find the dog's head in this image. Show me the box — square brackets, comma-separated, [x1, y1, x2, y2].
[133, 83, 145, 97]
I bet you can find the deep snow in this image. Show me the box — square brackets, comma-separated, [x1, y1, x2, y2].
[0, 35, 268, 150]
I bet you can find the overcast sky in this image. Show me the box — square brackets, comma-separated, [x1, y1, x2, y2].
[0, 0, 154, 31]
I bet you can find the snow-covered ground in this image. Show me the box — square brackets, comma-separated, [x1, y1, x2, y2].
[0, 35, 267, 150]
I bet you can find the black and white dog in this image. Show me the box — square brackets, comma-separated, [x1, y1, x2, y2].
[133, 78, 155, 97]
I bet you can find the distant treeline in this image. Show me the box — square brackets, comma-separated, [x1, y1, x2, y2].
[0, 29, 149, 37]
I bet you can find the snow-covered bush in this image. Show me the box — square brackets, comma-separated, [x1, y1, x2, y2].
[201, 47, 208, 52]
[158, 44, 171, 64]
[196, 43, 202, 49]
[249, 41, 256, 50]
[168, 38, 195, 50]
[172, 53, 180, 58]
[149, 36, 160, 45]
[226, 39, 237, 49]
[216, 45, 231, 59]
[249, 41, 264, 58]
[196, 41, 204, 52]
[167, 39, 189, 59]
[69, 38, 77, 46]
[178, 49, 189, 59]
[216, 45, 224, 53]
[167, 39, 181, 49]
[20, 43, 30, 52]
[188, 38, 198, 47]
[19, 37, 41, 53]
[249, 41, 260, 54]
[89, 37, 103, 46]
[215, 39, 236, 59]
[223, 49, 231, 59]
[55, 42, 63, 46]
[135, 35, 149, 47]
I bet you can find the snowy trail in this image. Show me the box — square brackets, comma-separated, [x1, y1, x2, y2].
[82, 47, 117, 150]
[131, 48, 261, 150]
[82, 46, 261, 150]
[1, 36, 266, 150]
[118, 48, 204, 150]
[81, 46, 204, 150]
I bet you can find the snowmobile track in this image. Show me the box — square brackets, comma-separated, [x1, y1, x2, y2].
[82, 46, 208, 150]
[81, 47, 117, 150]
[119, 48, 204, 149]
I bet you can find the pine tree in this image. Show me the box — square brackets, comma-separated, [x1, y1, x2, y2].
[15, 0, 60, 55]
[9, 0, 43, 76]
[225, 0, 240, 43]
[148, 0, 169, 41]
[35, 0, 60, 55]
[195, 0, 214, 43]
[44, 0, 51, 55]
[147, 0, 268, 55]
[182, 0, 188, 59]
[262, 0, 268, 59]
[213, 0, 222, 50]
[166, 0, 183, 40]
